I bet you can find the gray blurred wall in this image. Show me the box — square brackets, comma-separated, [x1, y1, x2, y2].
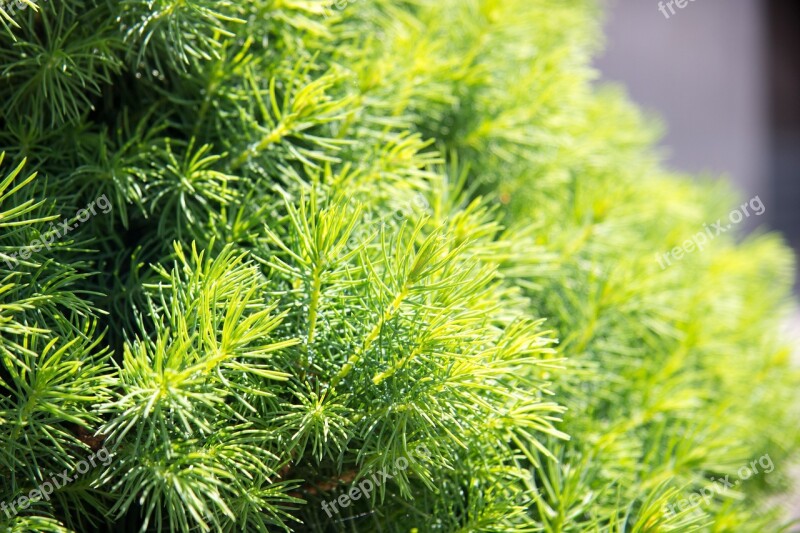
[594, 0, 767, 204]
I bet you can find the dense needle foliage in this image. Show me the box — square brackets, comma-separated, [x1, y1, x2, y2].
[1, 0, 798, 531]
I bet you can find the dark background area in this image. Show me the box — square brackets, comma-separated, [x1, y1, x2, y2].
[768, 0, 800, 259]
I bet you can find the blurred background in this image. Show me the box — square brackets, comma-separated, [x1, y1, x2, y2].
[595, 0, 799, 280]
[595, 0, 800, 517]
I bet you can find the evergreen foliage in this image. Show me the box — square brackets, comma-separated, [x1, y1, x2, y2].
[0, 0, 798, 531]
